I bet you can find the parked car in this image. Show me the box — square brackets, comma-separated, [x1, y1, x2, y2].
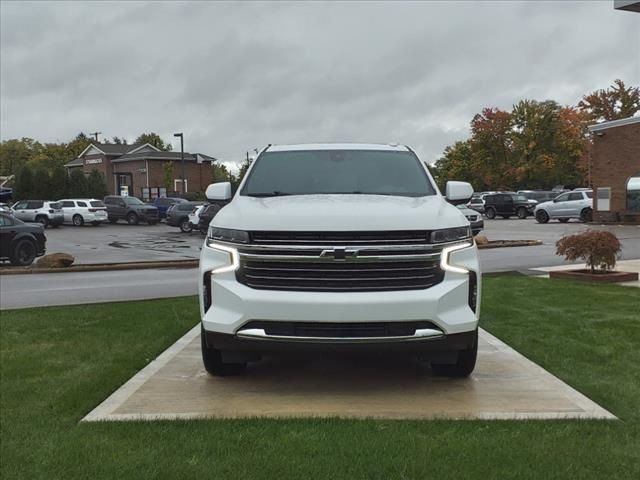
[457, 205, 484, 236]
[483, 193, 533, 219]
[517, 190, 558, 205]
[199, 143, 480, 378]
[0, 212, 46, 266]
[197, 202, 224, 234]
[104, 196, 159, 225]
[534, 190, 593, 223]
[467, 196, 485, 214]
[58, 198, 108, 226]
[153, 197, 187, 219]
[0, 203, 11, 214]
[166, 201, 204, 233]
[188, 204, 205, 231]
[10, 200, 64, 227]
[0, 187, 12, 203]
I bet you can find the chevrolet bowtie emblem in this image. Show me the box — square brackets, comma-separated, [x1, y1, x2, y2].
[319, 247, 359, 261]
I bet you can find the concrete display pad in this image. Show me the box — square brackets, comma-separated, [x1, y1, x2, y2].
[84, 326, 615, 422]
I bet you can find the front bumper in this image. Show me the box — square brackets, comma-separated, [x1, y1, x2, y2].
[199, 241, 481, 348]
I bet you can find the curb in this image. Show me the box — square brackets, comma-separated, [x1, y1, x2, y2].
[477, 240, 543, 249]
[0, 259, 199, 275]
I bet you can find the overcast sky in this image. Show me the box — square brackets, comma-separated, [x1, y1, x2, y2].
[1, 1, 638, 169]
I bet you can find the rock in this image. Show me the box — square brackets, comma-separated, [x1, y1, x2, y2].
[474, 235, 489, 246]
[35, 253, 75, 269]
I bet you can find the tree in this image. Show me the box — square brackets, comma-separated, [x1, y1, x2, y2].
[68, 169, 89, 198]
[31, 169, 52, 199]
[578, 79, 640, 122]
[134, 133, 172, 151]
[211, 163, 230, 183]
[163, 161, 174, 190]
[0, 138, 43, 176]
[111, 136, 128, 145]
[13, 166, 34, 201]
[48, 164, 69, 200]
[86, 169, 108, 199]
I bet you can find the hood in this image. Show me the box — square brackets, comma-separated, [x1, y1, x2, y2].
[213, 194, 468, 231]
[535, 200, 553, 210]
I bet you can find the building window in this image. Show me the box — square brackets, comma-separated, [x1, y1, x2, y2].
[597, 187, 611, 212]
[174, 179, 188, 193]
[628, 175, 640, 212]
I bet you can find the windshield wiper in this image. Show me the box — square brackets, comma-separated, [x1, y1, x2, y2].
[246, 191, 293, 198]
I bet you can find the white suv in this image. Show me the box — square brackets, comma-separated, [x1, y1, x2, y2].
[199, 144, 480, 377]
[11, 200, 64, 227]
[59, 199, 108, 226]
[534, 190, 593, 223]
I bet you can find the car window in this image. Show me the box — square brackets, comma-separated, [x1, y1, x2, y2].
[568, 193, 583, 201]
[104, 197, 115, 205]
[90, 201, 105, 207]
[585, 191, 593, 199]
[60, 201, 74, 208]
[26, 201, 43, 209]
[555, 193, 569, 202]
[0, 214, 12, 226]
[77, 201, 87, 207]
[514, 195, 527, 202]
[13, 201, 27, 209]
[124, 197, 144, 205]
[48, 202, 62, 209]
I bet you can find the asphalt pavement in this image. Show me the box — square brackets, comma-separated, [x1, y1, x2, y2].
[1, 218, 639, 309]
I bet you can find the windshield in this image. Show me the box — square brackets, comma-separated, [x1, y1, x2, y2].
[90, 201, 105, 207]
[241, 150, 436, 197]
[515, 195, 528, 202]
[124, 197, 144, 205]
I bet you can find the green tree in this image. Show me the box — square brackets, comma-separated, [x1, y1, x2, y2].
[578, 79, 640, 122]
[48, 164, 69, 200]
[86, 169, 108, 199]
[0, 138, 43, 176]
[163, 161, 174, 190]
[66, 133, 93, 159]
[13, 166, 34, 200]
[135, 133, 172, 151]
[31, 168, 51, 199]
[211, 163, 230, 183]
[68, 169, 89, 198]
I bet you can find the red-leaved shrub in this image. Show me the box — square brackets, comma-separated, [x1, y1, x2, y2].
[555, 230, 621, 273]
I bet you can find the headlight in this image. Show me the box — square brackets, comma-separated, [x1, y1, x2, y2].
[430, 226, 472, 243]
[207, 227, 249, 244]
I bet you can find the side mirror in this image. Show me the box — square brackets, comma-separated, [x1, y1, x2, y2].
[206, 182, 232, 201]
[445, 181, 474, 205]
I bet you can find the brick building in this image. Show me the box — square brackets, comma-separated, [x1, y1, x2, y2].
[65, 143, 217, 199]
[587, 116, 640, 223]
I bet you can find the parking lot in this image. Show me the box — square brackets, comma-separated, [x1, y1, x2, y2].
[32, 217, 640, 271]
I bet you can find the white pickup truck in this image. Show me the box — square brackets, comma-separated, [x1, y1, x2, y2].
[199, 144, 481, 377]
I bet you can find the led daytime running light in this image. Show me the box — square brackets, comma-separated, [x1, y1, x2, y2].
[440, 242, 473, 274]
[207, 242, 240, 274]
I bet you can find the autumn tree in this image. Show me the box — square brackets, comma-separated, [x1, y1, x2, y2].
[578, 79, 640, 122]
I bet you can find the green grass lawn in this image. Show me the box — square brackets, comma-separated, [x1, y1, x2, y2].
[1, 275, 639, 479]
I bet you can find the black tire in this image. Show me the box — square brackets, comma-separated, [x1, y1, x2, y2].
[431, 329, 478, 378]
[535, 210, 549, 224]
[72, 214, 84, 226]
[485, 207, 496, 219]
[127, 212, 139, 225]
[517, 207, 527, 219]
[108, 217, 118, 224]
[10, 238, 37, 266]
[180, 219, 192, 233]
[580, 208, 593, 223]
[35, 215, 48, 228]
[201, 325, 246, 376]
[558, 218, 569, 223]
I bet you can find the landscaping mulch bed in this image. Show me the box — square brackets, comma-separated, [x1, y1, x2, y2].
[549, 269, 639, 283]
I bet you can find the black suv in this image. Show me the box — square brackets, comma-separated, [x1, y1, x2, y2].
[197, 202, 224, 234]
[483, 193, 533, 219]
[0, 213, 46, 266]
[104, 196, 159, 225]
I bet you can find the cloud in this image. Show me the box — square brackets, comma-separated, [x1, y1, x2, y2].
[1, 0, 638, 165]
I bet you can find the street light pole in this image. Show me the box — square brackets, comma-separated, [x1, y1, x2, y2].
[173, 133, 184, 194]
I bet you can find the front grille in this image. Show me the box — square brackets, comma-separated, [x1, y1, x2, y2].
[241, 320, 439, 338]
[235, 231, 444, 292]
[250, 230, 430, 246]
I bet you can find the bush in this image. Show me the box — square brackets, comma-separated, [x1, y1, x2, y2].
[555, 230, 621, 273]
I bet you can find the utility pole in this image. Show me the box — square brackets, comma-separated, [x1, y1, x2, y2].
[90, 132, 102, 142]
